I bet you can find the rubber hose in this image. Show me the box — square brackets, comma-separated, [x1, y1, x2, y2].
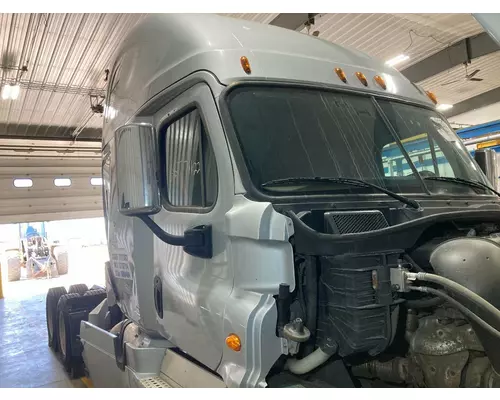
[286, 347, 332, 375]
[410, 286, 500, 340]
[303, 259, 318, 357]
[402, 256, 443, 307]
[405, 296, 445, 309]
[409, 272, 500, 324]
[403, 254, 425, 272]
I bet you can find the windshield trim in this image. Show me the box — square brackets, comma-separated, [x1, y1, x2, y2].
[218, 80, 497, 205]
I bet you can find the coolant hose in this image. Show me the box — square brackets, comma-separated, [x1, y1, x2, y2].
[410, 286, 500, 340]
[286, 348, 332, 375]
[407, 272, 500, 324]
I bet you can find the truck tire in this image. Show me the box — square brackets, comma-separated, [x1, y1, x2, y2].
[26, 258, 32, 279]
[46, 286, 68, 350]
[56, 293, 81, 372]
[53, 246, 69, 275]
[48, 257, 59, 279]
[5, 250, 21, 282]
[56, 292, 102, 378]
[68, 283, 88, 295]
[84, 288, 106, 297]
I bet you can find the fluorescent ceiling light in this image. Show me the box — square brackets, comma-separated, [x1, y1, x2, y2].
[1, 85, 11, 100]
[436, 104, 453, 111]
[385, 54, 410, 67]
[1, 84, 21, 100]
[10, 84, 20, 100]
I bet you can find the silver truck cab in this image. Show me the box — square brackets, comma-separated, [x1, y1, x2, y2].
[76, 14, 500, 388]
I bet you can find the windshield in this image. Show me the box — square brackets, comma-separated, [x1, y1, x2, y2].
[226, 86, 490, 197]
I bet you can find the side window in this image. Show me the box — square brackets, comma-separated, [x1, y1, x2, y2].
[163, 109, 217, 209]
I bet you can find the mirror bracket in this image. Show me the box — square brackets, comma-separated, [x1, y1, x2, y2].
[183, 225, 213, 259]
[138, 216, 213, 259]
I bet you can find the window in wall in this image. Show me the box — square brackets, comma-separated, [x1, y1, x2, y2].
[54, 178, 71, 187]
[91, 177, 103, 186]
[13, 178, 33, 188]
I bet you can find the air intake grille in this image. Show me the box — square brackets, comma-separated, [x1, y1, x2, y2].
[324, 210, 389, 234]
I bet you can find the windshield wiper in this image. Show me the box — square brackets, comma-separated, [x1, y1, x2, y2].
[261, 176, 420, 209]
[423, 176, 500, 197]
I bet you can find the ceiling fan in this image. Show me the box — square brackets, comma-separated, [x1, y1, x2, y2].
[441, 62, 484, 86]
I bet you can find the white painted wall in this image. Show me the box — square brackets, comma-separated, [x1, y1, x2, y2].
[449, 101, 500, 128]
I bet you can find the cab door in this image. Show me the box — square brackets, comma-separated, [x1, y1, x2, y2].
[151, 82, 235, 369]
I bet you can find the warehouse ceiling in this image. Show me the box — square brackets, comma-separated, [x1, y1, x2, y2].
[0, 13, 498, 142]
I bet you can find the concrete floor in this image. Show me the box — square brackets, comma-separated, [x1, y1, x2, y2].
[0, 245, 107, 388]
[0, 293, 86, 388]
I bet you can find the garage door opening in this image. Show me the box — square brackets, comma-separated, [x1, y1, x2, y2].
[0, 217, 107, 300]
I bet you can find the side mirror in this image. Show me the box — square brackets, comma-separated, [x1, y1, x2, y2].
[115, 124, 161, 216]
[474, 149, 498, 189]
[114, 123, 213, 259]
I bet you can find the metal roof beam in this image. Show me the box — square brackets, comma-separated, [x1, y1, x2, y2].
[401, 32, 500, 83]
[270, 13, 318, 31]
[444, 87, 500, 118]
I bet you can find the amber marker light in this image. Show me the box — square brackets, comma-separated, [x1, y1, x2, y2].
[226, 333, 242, 352]
[356, 72, 368, 86]
[240, 56, 251, 75]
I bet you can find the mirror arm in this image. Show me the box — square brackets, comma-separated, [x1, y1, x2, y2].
[138, 215, 213, 259]
[138, 215, 186, 246]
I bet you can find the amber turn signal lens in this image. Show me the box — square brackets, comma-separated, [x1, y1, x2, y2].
[426, 91, 438, 105]
[335, 67, 347, 83]
[374, 75, 387, 90]
[355, 72, 368, 87]
[240, 56, 251, 75]
[226, 334, 242, 352]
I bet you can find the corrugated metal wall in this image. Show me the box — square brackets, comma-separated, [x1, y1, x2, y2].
[0, 138, 103, 224]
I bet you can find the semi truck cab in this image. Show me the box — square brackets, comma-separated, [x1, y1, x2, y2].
[46, 13, 500, 388]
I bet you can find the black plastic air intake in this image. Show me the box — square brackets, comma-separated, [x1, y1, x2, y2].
[324, 210, 389, 234]
[317, 251, 399, 357]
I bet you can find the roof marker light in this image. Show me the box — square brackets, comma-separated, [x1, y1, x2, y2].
[355, 72, 368, 87]
[374, 75, 387, 90]
[426, 91, 438, 105]
[335, 68, 347, 83]
[240, 56, 251, 75]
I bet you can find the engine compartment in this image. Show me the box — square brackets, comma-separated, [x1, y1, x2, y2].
[269, 206, 500, 388]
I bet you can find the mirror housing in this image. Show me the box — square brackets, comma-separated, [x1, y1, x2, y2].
[114, 123, 213, 259]
[474, 149, 499, 190]
[115, 123, 161, 216]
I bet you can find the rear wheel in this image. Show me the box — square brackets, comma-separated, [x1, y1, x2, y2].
[56, 291, 105, 377]
[57, 293, 81, 371]
[26, 258, 34, 279]
[46, 286, 68, 350]
[68, 283, 88, 295]
[53, 246, 69, 275]
[84, 288, 107, 297]
[5, 249, 21, 282]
